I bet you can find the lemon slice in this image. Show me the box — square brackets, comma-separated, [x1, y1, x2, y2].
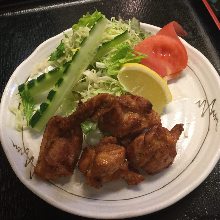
[118, 63, 172, 113]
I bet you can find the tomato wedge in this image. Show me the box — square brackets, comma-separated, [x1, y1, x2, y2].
[134, 21, 188, 80]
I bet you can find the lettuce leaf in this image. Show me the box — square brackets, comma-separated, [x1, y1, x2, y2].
[102, 43, 145, 76]
[49, 11, 104, 63]
[19, 90, 35, 125]
[81, 120, 97, 134]
[72, 11, 103, 30]
[49, 41, 65, 61]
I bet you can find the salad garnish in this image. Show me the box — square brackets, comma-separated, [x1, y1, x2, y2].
[12, 11, 189, 188]
[15, 11, 187, 134]
[16, 11, 149, 132]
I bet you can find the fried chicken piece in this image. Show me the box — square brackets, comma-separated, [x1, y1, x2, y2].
[69, 93, 160, 138]
[127, 124, 184, 174]
[68, 93, 116, 123]
[35, 116, 83, 180]
[35, 93, 182, 184]
[119, 110, 162, 145]
[98, 95, 161, 138]
[78, 136, 144, 188]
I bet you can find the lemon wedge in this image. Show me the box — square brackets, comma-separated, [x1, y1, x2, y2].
[118, 63, 172, 113]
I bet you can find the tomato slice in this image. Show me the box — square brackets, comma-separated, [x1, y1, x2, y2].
[134, 21, 188, 79]
[157, 21, 187, 39]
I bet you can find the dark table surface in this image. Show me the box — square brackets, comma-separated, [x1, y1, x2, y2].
[0, 0, 220, 219]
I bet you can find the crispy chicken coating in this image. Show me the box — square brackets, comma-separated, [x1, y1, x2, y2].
[70, 93, 161, 138]
[69, 93, 116, 123]
[98, 95, 161, 138]
[34, 116, 83, 180]
[35, 93, 184, 186]
[78, 136, 144, 188]
[127, 124, 184, 174]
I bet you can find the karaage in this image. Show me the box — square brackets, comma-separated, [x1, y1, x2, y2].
[127, 124, 184, 174]
[35, 116, 83, 180]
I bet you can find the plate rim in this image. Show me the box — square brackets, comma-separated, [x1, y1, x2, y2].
[1, 23, 220, 219]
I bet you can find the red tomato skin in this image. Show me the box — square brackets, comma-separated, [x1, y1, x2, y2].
[134, 21, 188, 79]
[157, 21, 187, 39]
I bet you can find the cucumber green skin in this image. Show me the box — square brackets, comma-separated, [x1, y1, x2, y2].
[18, 30, 128, 100]
[95, 30, 129, 61]
[18, 65, 67, 100]
[30, 17, 108, 132]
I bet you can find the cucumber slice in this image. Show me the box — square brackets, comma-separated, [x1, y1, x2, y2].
[18, 64, 68, 99]
[19, 30, 128, 101]
[95, 30, 129, 60]
[30, 17, 108, 131]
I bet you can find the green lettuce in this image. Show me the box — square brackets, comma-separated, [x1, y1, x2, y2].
[49, 11, 104, 64]
[16, 11, 151, 130]
[100, 42, 145, 76]
[72, 11, 103, 30]
[19, 90, 35, 125]
[81, 120, 97, 134]
[49, 41, 65, 61]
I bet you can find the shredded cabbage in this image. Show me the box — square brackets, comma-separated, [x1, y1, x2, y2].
[57, 69, 127, 116]
[15, 11, 151, 132]
[49, 12, 149, 67]
[78, 69, 127, 101]
[98, 42, 145, 76]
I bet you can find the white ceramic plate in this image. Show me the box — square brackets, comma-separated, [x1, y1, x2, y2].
[0, 23, 220, 219]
